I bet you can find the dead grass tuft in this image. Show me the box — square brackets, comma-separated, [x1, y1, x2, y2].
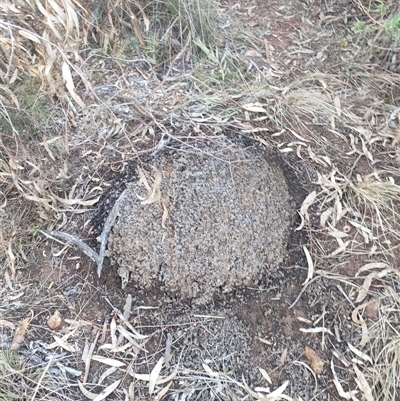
[0, 350, 78, 400]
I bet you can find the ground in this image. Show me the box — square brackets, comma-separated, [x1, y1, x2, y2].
[1, 0, 400, 400]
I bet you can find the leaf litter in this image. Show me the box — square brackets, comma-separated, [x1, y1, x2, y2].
[2, 0, 400, 400]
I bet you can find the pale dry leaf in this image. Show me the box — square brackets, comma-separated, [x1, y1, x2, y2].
[46, 328, 77, 349]
[18, 29, 41, 43]
[154, 381, 173, 401]
[202, 363, 219, 377]
[296, 191, 316, 231]
[149, 357, 165, 395]
[355, 273, 376, 303]
[138, 167, 151, 192]
[0, 84, 20, 108]
[1, 2, 20, 12]
[302, 246, 314, 286]
[84, 331, 100, 383]
[141, 166, 162, 205]
[294, 361, 318, 393]
[259, 367, 272, 384]
[91, 355, 126, 367]
[351, 304, 367, 325]
[36, 0, 62, 39]
[51, 191, 100, 206]
[127, 381, 135, 400]
[48, 0, 67, 24]
[352, 364, 373, 401]
[300, 327, 334, 335]
[329, 240, 350, 257]
[130, 13, 144, 46]
[111, 317, 117, 349]
[305, 346, 324, 374]
[258, 337, 272, 345]
[255, 386, 271, 394]
[357, 268, 398, 303]
[123, 294, 133, 320]
[47, 310, 62, 330]
[332, 350, 350, 367]
[52, 245, 69, 257]
[78, 381, 97, 400]
[52, 335, 76, 352]
[117, 325, 147, 352]
[7, 241, 16, 281]
[64, 0, 80, 38]
[287, 128, 310, 142]
[354, 262, 390, 276]
[242, 375, 265, 399]
[98, 367, 117, 385]
[9, 318, 29, 351]
[100, 318, 107, 344]
[297, 317, 312, 325]
[241, 102, 268, 113]
[348, 221, 375, 244]
[280, 348, 288, 364]
[266, 380, 291, 401]
[153, 366, 179, 386]
[347, 343, 373, 364]
[327, 222, 349, 239]
[334, 96, 341, 117]
[93, 379, 121, 401]
[308, 147, 329, 167]
[330, 360, 358, 400]
[131, 1, 149, 31]
[62, 61, 86, 109]
[98, 342, 132, 353]
[112, 308, 149, 339]
[42, 31, 57, 76]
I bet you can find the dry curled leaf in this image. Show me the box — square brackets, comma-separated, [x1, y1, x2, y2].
[138, 166, 162, 205]
[241, 102, 267, 113]
[47, 310, 62, 330]
[9, 318, 29, 351]
[62, 61, 86, 109]
[149, 357, 165, 395]
[353, 364, 373, 401]
[296, 190, 316, 231]
[302, 246, 314, 285]
[305, 346, 324, 374]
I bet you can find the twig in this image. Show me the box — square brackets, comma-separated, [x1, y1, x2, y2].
[41, 188, 128, 277]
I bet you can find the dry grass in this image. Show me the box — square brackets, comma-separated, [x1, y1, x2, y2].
[367, 281, 400, 401]
[0, 350, 80, 401]
[1, 0, 400, 400]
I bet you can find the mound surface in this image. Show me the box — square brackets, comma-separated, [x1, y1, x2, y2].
[108, 142, 292, 303]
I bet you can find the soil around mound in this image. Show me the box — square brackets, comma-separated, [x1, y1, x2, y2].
[108, 139, 293, 304]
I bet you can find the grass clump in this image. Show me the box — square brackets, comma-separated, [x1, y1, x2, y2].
[351, 0, 400, 69]
[366, 285, 400, 401]
[0, 80, 54, 141]
[0, 351, 74, 401]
